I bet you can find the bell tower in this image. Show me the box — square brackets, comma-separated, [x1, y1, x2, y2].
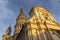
[14, 7, 26, 36]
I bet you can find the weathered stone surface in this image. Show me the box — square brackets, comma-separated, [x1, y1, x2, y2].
[2, 6, 60, 40]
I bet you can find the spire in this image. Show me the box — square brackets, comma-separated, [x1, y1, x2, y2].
[6, 25, 11, 35]
[19, 7, 26, 17]
[16, 7, 26, 21]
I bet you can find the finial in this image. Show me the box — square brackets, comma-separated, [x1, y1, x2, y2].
[20, 6, 24, 14]
[21, 6, 23, 8]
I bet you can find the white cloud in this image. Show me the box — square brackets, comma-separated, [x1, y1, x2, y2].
[0, 0, 15, 40]
[0, 0, 8, 7]
[0, 0, 15, 20]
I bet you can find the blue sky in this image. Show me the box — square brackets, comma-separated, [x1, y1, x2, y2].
[0, 0, 60, 40]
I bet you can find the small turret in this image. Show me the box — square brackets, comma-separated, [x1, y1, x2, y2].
[2, 25, 12, 40]
[6, 25, 11, 35]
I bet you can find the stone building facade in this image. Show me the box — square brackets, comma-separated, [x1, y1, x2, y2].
[2, 6, 60, 40]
